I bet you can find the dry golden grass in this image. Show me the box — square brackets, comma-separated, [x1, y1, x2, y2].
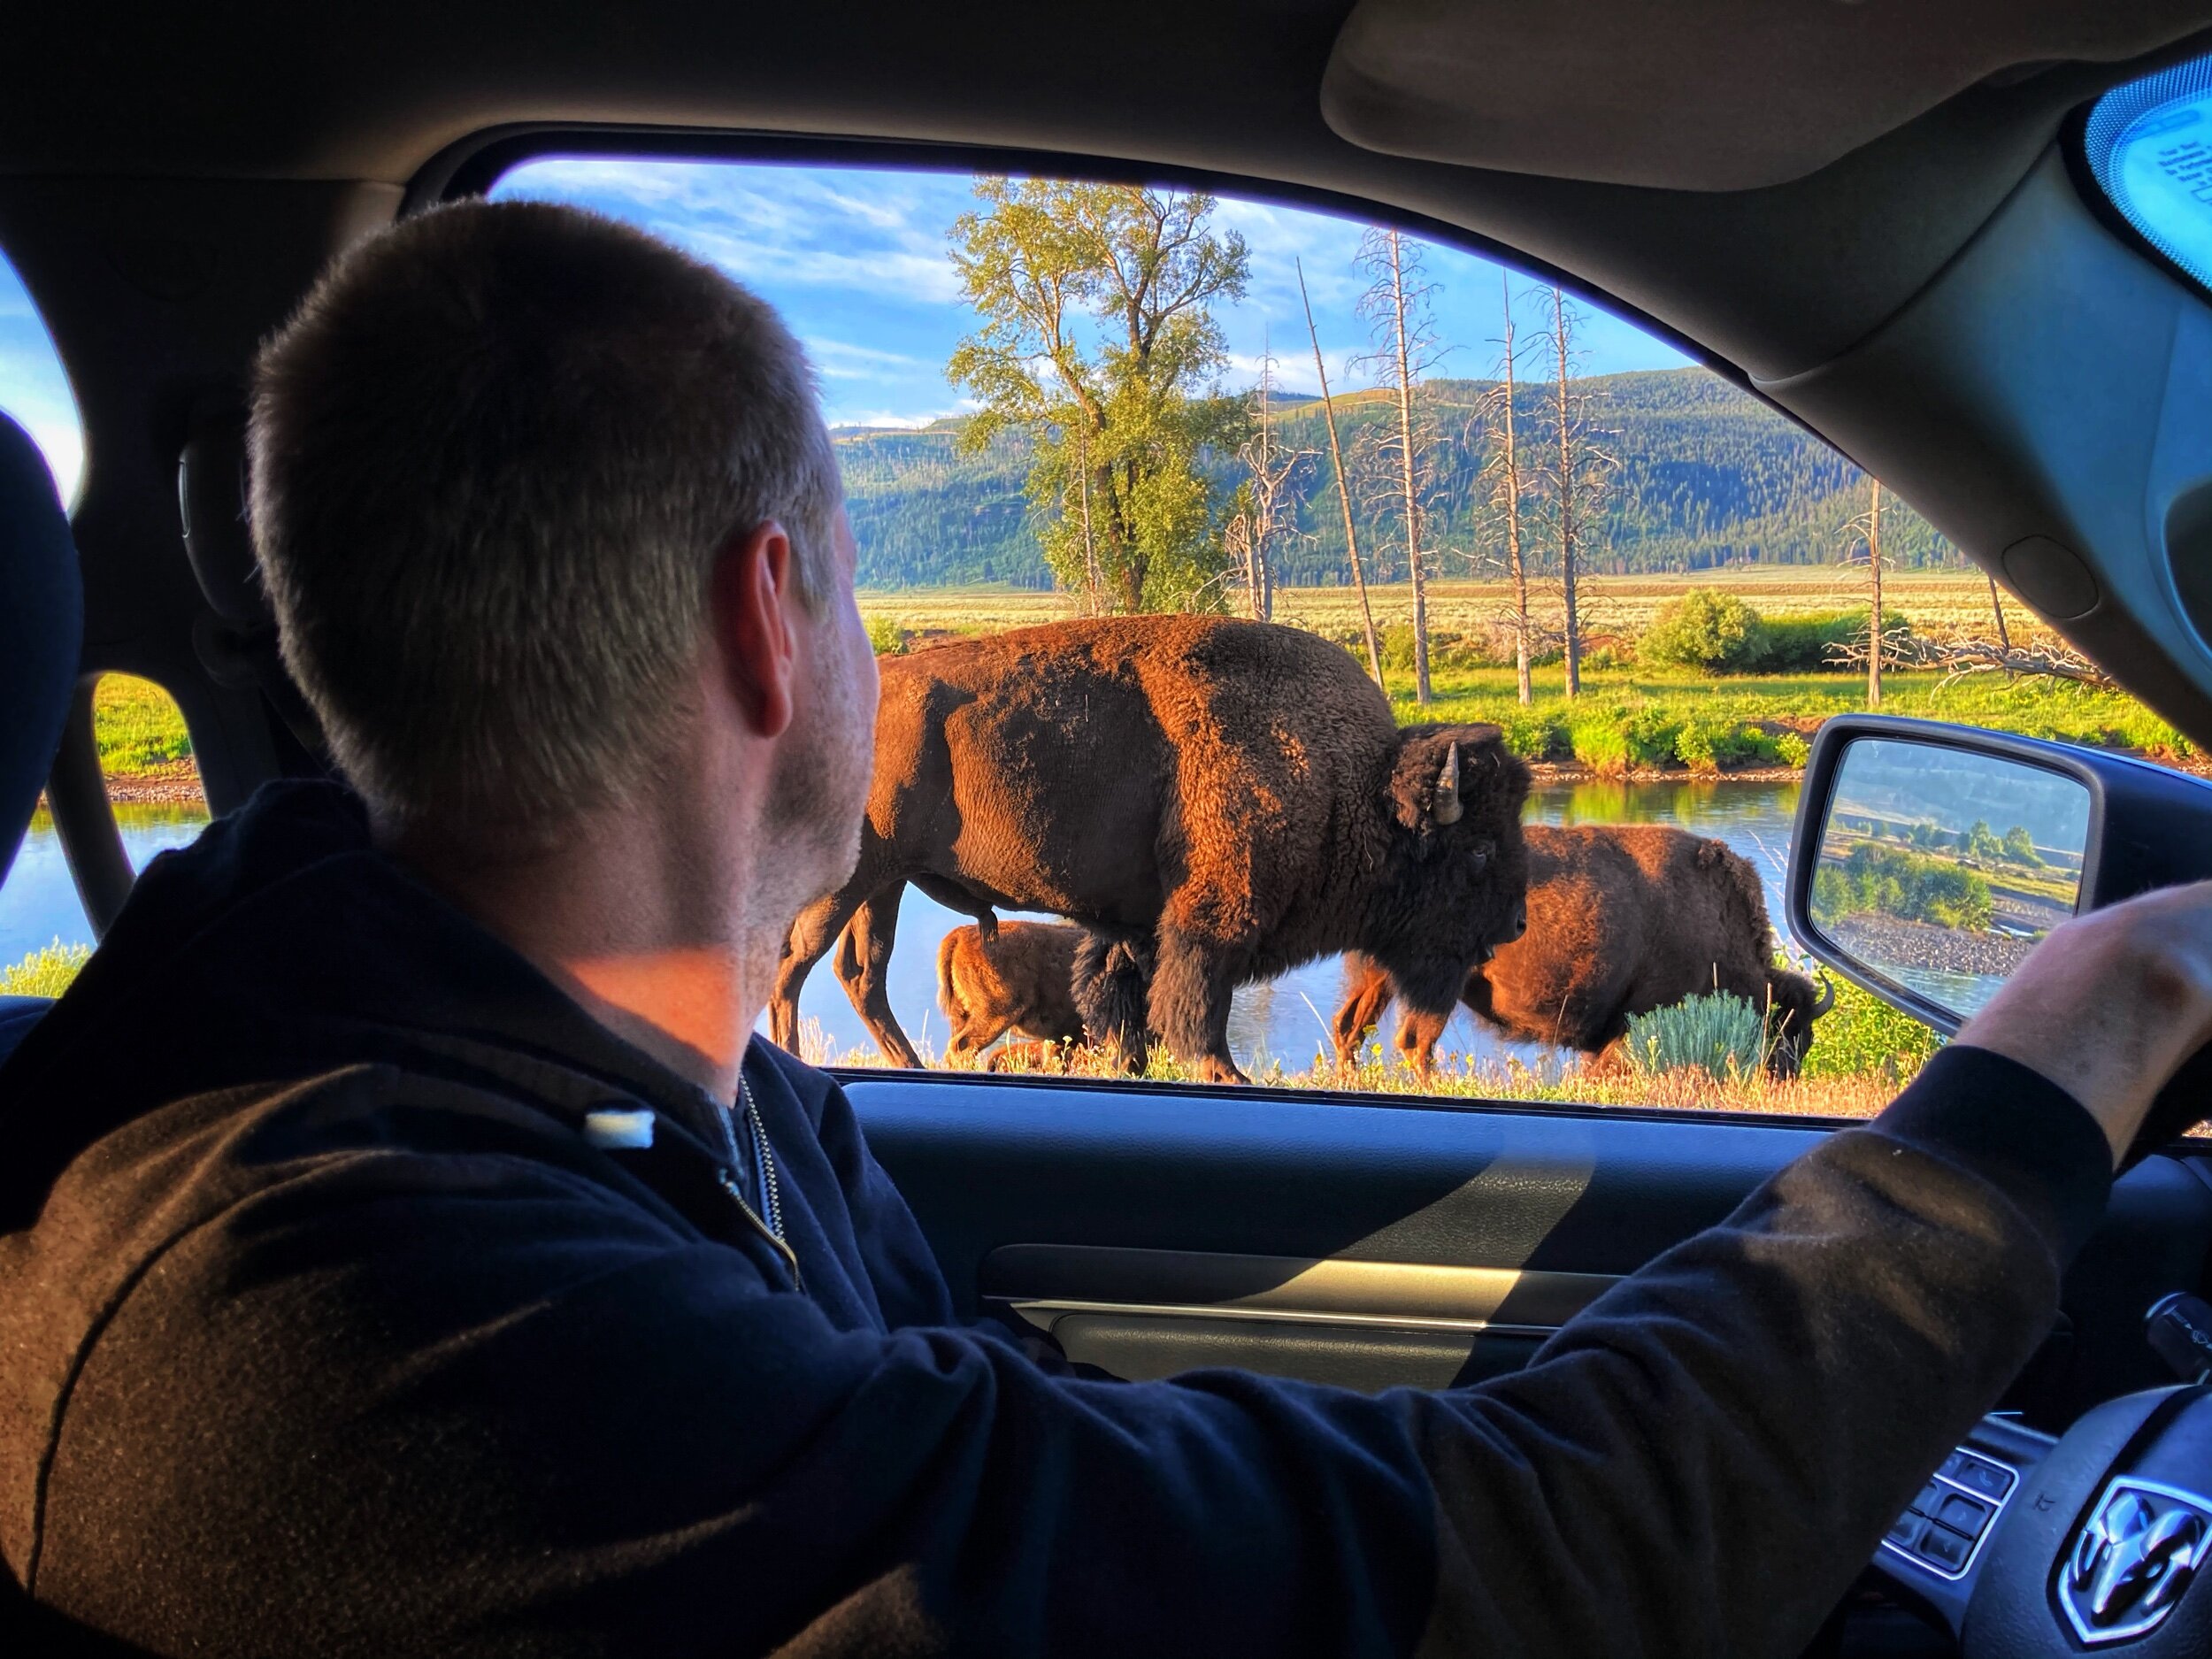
[858, 570, 2066, 651]
[793, 1018, 1897, 1120]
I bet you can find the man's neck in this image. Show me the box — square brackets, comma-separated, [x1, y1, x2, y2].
[380, 793, 764, 1102]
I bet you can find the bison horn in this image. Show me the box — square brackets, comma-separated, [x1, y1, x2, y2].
[1811, 973, 1836, 1018]
[1433, 741, 1463, 826]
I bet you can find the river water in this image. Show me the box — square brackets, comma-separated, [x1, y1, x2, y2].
[4, 781, 1806, 1072]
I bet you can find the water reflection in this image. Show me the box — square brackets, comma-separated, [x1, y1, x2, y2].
[2, 783, 1815, 1076]
[785, 780, 1810, 1072]
[2, 804, 210, 966]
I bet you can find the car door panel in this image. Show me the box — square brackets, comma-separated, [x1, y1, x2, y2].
[982, 1243, 1617, 1390]
[847, 1072, 2212, 1410]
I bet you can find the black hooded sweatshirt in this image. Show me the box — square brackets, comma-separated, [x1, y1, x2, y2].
[0, 782, 2110, 1657]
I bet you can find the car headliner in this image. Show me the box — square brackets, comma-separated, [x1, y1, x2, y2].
[4, 1, 2212, 828]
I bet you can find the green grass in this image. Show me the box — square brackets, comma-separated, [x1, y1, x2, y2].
[92, 675, 195, 775]
[1398, 664, 2193, 770]
[0, 940, 89, 998]
[1797, 974, 1943, 1085]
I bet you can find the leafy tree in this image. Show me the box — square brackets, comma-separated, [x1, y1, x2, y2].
[947, 179, 1248, 612]
[1811, 843, 1993, 932]
[2001, 825, 2042, 866]
[1639, 590, 1769, 672]
[1964, 820, 2005, 862]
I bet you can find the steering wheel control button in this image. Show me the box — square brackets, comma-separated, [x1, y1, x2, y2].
[2060, 1478, 2212, 1646]
[1935, 1494, 1993, 1540]
[1916, 1525, 1970, 1571]
[1879, 1442, 2023, 1581]
[1946, 1453, 2012, 1499]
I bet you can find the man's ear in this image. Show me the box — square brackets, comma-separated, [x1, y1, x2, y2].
[709, 520, 798, 739]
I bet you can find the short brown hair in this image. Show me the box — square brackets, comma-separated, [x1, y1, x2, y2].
[250, 198, 841, 846]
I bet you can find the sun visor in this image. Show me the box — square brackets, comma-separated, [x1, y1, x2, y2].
[1318, 0, 2212, 192]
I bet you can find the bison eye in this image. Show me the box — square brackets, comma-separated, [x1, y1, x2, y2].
[1470, 838, 1496, 871]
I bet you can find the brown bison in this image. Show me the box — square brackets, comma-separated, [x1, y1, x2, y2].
[935, 919, 1086, 1064]
[1332, 823, 1832, 1077]
[770, 616, 1531, 1084]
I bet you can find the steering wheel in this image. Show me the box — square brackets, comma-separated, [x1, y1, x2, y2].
[1871, 1388, 2212, 1654]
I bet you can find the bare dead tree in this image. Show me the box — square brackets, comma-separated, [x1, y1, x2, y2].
[1868, 479, 1884, 707]
[1225, 341, 1305, 621]
[1072, 414, 1102, 615]
[1479, 272, 1535, 705]
[1833, 477, 1893, 706]
[1357, 227, 1448, 708]
[1533, 287, 1616, 700]
[1827, 477, 1911, 701]
[1298, 257, 1384, 688]
[1899, 634, 2113, 687]
[1985, 571, 2012, 652]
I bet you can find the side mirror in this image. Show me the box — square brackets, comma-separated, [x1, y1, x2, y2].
[1787, 715, 2212, 1158]
[1789, 716, 2212, 1033]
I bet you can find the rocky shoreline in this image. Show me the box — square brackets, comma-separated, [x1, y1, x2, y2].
[1825, 911, 2035, 979]
[95, 764, 208, 807]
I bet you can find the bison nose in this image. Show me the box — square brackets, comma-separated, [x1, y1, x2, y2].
[1508, 902, 1528, 942]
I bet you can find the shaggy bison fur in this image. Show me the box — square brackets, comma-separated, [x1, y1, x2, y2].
[934, 920, 1087, 1063]
[771, 616, 1531, 1084]
[1333, 823, 1832, 1077]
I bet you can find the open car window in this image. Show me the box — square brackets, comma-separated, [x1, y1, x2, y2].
[489, 155, 2198, 1122]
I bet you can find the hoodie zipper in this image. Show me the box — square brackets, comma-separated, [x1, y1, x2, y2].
[714, 1078, 803, 1294]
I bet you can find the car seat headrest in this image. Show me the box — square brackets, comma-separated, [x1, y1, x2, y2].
[179, 402, 326, 759]
[0, 412, 82, 885]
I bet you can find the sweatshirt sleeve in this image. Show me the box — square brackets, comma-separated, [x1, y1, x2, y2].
[35, 1048, 2108, 1659]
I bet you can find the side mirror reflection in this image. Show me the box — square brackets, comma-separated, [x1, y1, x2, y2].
[1806, 737, 2091, 1024]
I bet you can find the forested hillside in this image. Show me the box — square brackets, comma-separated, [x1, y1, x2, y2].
[836, 367, 1955, 591]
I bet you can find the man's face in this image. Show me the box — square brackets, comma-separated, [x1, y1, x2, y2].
[764, 508, 878, 910]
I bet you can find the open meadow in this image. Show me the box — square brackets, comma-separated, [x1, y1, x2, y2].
[18, 569, 2188, 1118]
[859, 571, 2196, 772]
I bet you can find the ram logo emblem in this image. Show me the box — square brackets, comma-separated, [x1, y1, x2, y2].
[2061, 1479, 2212, 1645]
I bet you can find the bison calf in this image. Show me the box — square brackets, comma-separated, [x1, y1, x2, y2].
[1333, 824, 1831, 1078]
[935, 920, 1086, 1064]
[771, 616, 1530, 1084]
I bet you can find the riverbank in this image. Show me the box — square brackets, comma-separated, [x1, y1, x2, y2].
[97, 762, 207, 805]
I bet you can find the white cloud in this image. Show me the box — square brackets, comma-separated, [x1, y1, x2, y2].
[830, 404, 971, 430]
[804, 337, 931, 380]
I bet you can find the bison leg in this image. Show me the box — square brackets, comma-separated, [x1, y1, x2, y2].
[772, 885, 871, 1056]
[1148, 926, 1248, 1087]
[1072, 930, 1151, 1073]
[1393, 1005, 1453, 1080]
[1331, 954, 1396, 1070]
[830, 892, 926, 1068]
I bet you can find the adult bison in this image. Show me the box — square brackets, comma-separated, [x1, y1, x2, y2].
[935, 920, 1086, 1064]
[770, 616, 1530, 1083]
[1332, 823, 1832, 1078]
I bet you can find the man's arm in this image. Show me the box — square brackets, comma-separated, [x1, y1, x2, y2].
[28, 1048, 2096, 1659]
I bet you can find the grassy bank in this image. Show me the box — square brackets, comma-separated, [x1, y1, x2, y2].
[788, 976, 1942, 1120]
[859, 572, 2194, 774]
[87, 575, 2199, 791]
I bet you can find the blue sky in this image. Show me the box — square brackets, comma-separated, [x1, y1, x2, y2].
[494, 157, 1694, 429]
[0, 158, 1701, 498]
[0, 251, 82, 501]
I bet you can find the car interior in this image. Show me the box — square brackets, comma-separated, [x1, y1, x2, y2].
[15, 4, 2212, 1653]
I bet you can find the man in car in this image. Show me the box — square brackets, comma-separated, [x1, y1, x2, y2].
[2, 199, 2208, 1658]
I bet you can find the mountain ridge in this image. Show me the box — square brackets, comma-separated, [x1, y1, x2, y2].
[835, 366, 1954, 592]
